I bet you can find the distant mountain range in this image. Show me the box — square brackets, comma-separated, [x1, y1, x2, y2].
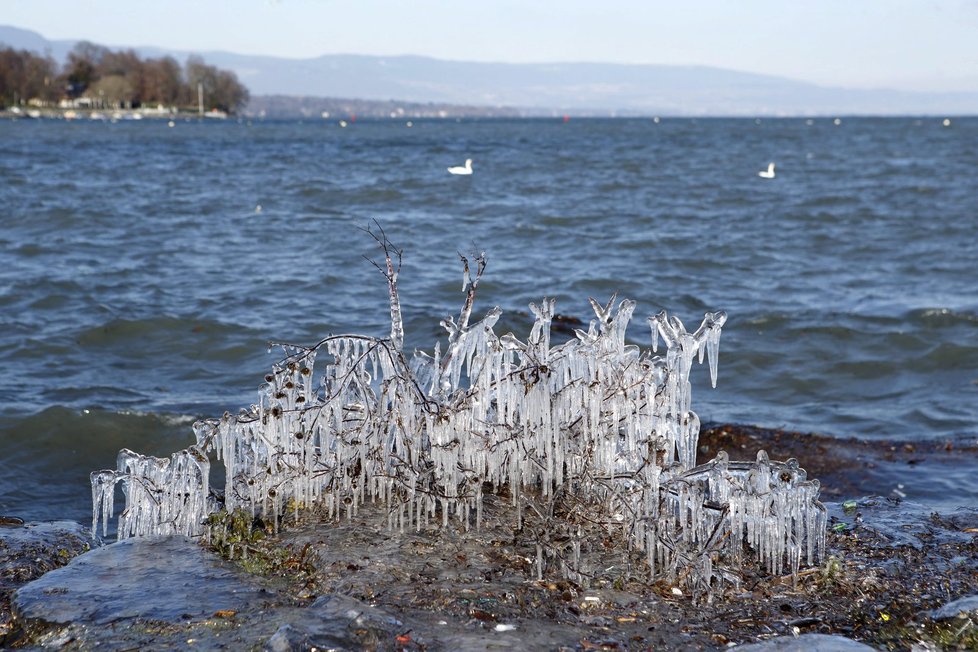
[3, 24, 977, 116]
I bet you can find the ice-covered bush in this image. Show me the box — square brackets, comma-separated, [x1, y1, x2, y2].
[92, 229, 826, 596]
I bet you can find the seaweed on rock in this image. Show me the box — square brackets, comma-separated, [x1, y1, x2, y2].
[91, 230, 826, 596]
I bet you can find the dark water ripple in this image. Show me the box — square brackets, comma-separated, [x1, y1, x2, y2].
[1, 116, 976, 520]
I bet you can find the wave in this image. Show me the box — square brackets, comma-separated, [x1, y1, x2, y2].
[73, 316, 263, 359]
[2, 406, 198, 463]
[906, 307, 978, 328]
[914, 341, 978, 372]
[0, 406, 200, 524]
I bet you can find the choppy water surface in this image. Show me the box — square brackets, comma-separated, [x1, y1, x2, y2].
[1, 116, 976, 521]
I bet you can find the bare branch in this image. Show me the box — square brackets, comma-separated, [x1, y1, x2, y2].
[361, 220, 404, 351]
[93, 240, 824, 600]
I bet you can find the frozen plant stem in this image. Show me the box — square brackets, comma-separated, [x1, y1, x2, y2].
[92, 236, 826, 598]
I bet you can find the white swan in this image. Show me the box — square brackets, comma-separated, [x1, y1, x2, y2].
[758, 162, 776, 179]
[448, 159, 473, 175]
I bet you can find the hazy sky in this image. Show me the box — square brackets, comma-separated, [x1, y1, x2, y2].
[4, 0, 977, 92]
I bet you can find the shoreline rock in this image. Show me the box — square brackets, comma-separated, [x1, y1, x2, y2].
[0, 521, 89, 643]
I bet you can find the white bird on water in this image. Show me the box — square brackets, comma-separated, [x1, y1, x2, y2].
[758, 162, 776, 179]
[448, 159, 473, 175]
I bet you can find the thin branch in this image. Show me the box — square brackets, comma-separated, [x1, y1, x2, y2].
[361, 220, 404, 351]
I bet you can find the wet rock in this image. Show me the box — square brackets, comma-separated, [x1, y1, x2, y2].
[940, 508, 978, 532]
[0, 520, 90, 641]
[827, 498, 978, 549]
[925, 594, 978, 621]
[0, 520, 90, 583]
[735, 633, 876, 651]
[263, 594, 408, 651]
[266, 623, 309, 652]
[579, 614, 613, 627]
[13, 535, 267, 626]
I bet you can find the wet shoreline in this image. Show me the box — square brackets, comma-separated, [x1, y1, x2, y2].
[699, 423, 978, 508]
[3, 423, 977, 649]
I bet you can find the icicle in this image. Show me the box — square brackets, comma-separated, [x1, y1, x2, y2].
[89, 256, 826, 600]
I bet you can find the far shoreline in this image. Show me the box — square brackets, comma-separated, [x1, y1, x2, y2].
[2, 108, 973, 122]
[0, 106, 230, 121]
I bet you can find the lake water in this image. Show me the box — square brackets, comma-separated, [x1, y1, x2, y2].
[1, 116, 976, 523]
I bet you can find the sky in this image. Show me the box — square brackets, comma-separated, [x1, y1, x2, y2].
[3, 0, 977, 93]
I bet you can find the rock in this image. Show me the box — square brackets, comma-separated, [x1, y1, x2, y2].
[735, 633, 876, 651]
[1, 520, 90, 641]
[0, 520, 90, 581]
[941, 508, 978, 532]
[925, 594, 978, 621]
[13, 535, 267, 626]
[265, 624, 311, 652]
[262, 594, 407, 651]
[826, 499, 978, 549]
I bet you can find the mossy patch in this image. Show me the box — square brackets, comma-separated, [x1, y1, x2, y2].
[203, 509, 316, 584]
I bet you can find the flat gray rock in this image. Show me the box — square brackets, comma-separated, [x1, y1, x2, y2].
[735, 633, 876, 651]
[926, 594, 978, 621]
[13, 535, 268, 626]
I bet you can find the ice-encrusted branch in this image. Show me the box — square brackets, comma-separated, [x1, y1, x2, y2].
[92, 249, 823, 599]
[362, 220, 404, 351]
[456, 250, 486, 334]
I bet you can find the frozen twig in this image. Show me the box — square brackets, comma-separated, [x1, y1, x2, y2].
[92, 242, 824, 599]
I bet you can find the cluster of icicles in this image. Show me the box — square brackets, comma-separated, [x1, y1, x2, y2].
[92, 257, 826, 594]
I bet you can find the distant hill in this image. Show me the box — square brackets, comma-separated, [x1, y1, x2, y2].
[3, 24, 977, 116]
[246, 95, 522, 120]
[193, 52, 978, 116]
[0, 25, 77, 61]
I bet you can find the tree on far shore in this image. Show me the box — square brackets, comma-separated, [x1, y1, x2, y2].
[184, 56, 250, 113]
[141, 56, 184, 106]
[0, 48, 58, 106]
[0, 41, 249, 113]
[62, 41, 106, 97]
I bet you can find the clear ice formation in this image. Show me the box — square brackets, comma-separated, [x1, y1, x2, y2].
[92, 248, 826, 595]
